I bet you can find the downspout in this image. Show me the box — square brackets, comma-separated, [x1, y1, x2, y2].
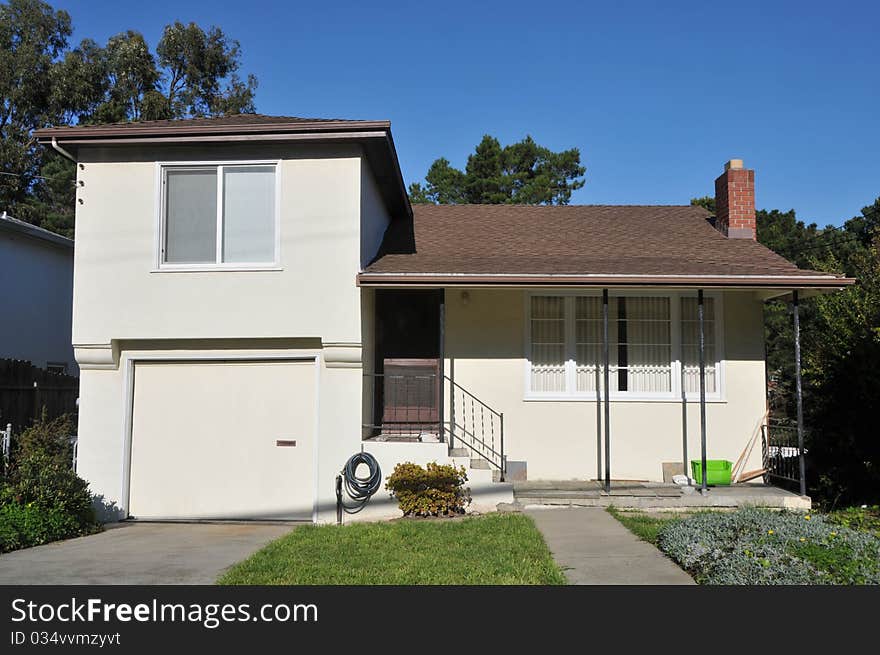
[51, 137, 76, 163]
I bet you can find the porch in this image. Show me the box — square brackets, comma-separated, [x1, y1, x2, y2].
[358, 286, 817, 498]
[512, 480, 811, 510]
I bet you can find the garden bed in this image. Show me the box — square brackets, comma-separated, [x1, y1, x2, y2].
[218, 513, 565, 585]
[609, 506, 880, 585]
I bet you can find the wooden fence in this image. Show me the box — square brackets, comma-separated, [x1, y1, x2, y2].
[0, 359, 79, 433]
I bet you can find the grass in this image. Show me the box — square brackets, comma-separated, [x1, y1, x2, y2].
[826, 506, 880, 537]
[606, 506, 680, 545]
[218, 513, 566, 585]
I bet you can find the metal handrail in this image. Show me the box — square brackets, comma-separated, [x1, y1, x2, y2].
[360, 371, 507, 481]
[445, 375, 506, 480]
[761, 422, 805, 488]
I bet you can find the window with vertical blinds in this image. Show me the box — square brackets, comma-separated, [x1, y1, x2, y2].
[529, 296, 566, 392]
[681, 296, 717, 394]
[161, 163, 277, 267]
[528, 294, 721, 398]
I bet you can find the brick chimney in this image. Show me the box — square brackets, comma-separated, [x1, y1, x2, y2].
[714, 159, 755, 239]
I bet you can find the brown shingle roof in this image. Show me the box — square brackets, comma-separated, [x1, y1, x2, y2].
[361, 204, 852, 287]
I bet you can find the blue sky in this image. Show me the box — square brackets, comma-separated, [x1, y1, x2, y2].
[54, 0, 879, 225]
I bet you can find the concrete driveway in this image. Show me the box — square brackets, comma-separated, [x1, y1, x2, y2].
[0, 522, 295, 585]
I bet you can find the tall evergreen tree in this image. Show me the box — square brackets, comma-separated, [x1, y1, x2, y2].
[409, 134, 585, 205]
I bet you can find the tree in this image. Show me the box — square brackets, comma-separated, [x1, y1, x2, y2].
[409, 134, 586, 205]
[690, 195, 714, 214]
[750, 198, 880, 506]
[0, 1, 259, 236]
[693, 186, 880, 505]
[0, 0, 71, 211]
[804, 217, 880, 505]
[157, 21, 256, 118]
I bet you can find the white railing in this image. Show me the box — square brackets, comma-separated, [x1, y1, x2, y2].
[1, 423, 11, 472]
[0, 424, 78, 472]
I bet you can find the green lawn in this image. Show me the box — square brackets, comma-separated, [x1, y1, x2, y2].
[218, 513, 566, 585]
[606, 506, 680, 545]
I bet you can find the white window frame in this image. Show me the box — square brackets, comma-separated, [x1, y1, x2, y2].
[523, 290, 725, 402]
[154, 160, 282, 272]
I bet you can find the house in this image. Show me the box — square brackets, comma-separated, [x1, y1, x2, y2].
[34, 116, 853, 523]
[0, 211, 76, 375]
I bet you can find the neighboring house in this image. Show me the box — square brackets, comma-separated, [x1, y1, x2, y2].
[0, 211, 76, 375]
[34, 116, 853, 523]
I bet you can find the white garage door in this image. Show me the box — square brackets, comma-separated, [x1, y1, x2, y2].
[128, 360, 316, 521]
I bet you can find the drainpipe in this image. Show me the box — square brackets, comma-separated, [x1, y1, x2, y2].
[51, 137, 77, 163]
[602, 289, 611, 493]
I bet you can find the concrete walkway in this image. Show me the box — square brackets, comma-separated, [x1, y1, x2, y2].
[0, 522, 294, 585]
[526, 507, 694, 585]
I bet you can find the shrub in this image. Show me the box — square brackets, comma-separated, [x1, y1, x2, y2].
[385, 462, 471, 517]
[0, 413, 99, 552]
[10, 411, 75, 468]
[657, 508, 880, 585]
[0, 503, 82, 554]
[7, 450, 96, 530]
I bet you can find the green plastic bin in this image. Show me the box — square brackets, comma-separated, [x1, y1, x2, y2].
[690, 459, 732, 486]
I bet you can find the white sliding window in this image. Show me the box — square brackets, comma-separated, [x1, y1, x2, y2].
[681, 296, 717, 394]
[161, 163, 277, 267]
[164, 168, 218, 264]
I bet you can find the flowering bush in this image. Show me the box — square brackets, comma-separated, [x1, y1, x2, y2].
[657, 507, 880, 585]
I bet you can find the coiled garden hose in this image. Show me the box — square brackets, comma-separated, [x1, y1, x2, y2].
[336, 451, 382, 523]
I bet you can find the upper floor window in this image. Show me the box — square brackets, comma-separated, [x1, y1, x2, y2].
[160, 163, 278, 268]
[527, 292, 721, 400]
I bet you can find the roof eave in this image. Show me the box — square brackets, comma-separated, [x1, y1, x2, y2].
[0, 216, 73, 249]
[36, 122, 412, 221]
[33, 119, 391, 140]
[356, 272, 856, 289]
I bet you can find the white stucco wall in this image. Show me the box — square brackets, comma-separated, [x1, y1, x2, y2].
[73, 143, 366, 346]
[72, 142, 388, 522]
[359, 160, 391, 269]
[444, 288, 767, 482]
[0, 228, 75, 373]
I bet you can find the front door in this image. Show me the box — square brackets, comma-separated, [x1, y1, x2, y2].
[374, 290, 442, 436]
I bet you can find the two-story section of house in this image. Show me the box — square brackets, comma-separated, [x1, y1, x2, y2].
[36, 116, 410, 522]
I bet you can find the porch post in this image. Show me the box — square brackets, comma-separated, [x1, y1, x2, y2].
[698, 289, 708, 495]
[596, 366, 603, 482]
[793, 290, 807, 497]
[439, 289, 447, 445]
[603, 289, 611, 493]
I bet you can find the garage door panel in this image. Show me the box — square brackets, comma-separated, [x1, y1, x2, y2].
[129, 360, 315, 520]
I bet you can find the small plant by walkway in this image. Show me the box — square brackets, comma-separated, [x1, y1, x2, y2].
[219, 513, 565, 585]
[609, 506, 880, 585]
